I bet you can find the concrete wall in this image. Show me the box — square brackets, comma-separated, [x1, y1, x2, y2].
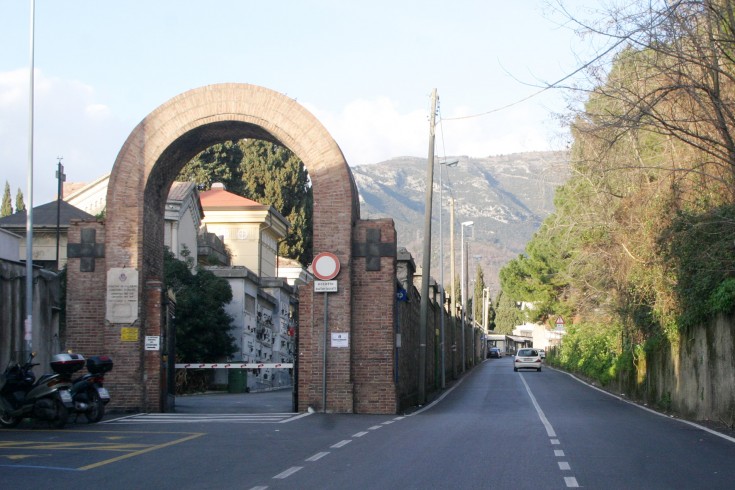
[0, 259, 62, 376]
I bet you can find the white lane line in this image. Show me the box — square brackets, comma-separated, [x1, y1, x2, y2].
[555, 367, 735, 445]
[331, 440, 351, 448]
[305, 452, 330, 462]
[353, 431, 369, 437]
[555, 450, 565, 457]
[367, 425, 383, 430]
[382, 420, 395, 425]
[249, 486, 268, 490]
[273, 466, 302, 479]
[558, 462, 571, 470]
[393, 416, 405, 421]
[550, 439, 560, 445]
[519, 374, 556, 437]
[565, 476, 580, 487]
[280, 411, 314, 423]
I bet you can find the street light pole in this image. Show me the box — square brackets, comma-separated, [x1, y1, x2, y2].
[460, 220, 473, 373]
[438, 159, 457, 390]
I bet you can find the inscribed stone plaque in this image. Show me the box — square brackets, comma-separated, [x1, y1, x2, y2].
[106, 268, 139, 324]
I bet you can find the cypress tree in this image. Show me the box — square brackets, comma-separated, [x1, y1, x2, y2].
[1, 182, 12, 217]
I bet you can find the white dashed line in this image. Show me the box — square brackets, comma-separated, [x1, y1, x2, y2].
[353, 431, 369, 437]
[368, 425, 383, 430]
[565, 476, 580, 487]
[273, 466, 303, 479]
[382, 420, 395, 425]
[305, 452, 330, 462]
[331, 439, 352, 448]
[558, 462, 571, 470]
[249, 486, 268, 490]
[551, 439, 560, 445]
[555, 450, 565, 457]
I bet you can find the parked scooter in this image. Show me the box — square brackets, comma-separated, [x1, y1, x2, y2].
[66, 354, 113, 423]
[0, 352, 75, 429]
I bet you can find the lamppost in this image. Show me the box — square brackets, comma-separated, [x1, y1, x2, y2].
[438, 159, 457, 389]
[460, 220, 473, 373]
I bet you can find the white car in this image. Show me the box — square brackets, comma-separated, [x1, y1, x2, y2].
[538, 348, 546, 359]
[514, 348, 542, 372]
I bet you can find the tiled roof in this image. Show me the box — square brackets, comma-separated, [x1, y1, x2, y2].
[199, 187, 264, 208]
[168, 181, 197, 202]
[0, 200, 95, 228]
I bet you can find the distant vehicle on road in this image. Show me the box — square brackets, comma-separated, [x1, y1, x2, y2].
[488, 347, 503, 358]
[538, 349, 546, 359]
[514, 348, 542, 372]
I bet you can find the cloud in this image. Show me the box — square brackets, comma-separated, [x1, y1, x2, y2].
[0, 69, 127, 204]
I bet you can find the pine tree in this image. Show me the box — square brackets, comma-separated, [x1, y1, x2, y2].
[1, 182, 12, 217]
[15, 188, 25, 213]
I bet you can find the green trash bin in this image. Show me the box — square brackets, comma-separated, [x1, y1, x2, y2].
[228, 368, 246, 393]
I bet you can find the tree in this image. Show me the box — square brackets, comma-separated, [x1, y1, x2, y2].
[472, 265, 486, 326]
[493, 291, 525, 335]
[1, 182, 11, 217]
[163, 249, 237, 362]
[14, 188, 25, 213]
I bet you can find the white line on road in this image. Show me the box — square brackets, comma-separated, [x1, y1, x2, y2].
[273, 466, 303, 479]
[353, 431, 369, 437]
[367, 425, 383, 430]
[305, 452, 330, 462]
[555, 450, 565, 457]
[558, 462, 571, 470]
[519, 374, 557, 437]
[565, 476, 580, 487]
[331, 440, 351, 448]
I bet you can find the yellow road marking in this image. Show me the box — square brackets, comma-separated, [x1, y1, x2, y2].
[78, 432, 205, 471]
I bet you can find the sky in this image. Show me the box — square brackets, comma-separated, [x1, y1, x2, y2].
[0, 0, 601, 205]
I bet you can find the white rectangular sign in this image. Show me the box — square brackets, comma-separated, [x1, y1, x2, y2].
[314, 280, 338, 292]
[144, 336, 160, 351]
[331, 332, 349, 348]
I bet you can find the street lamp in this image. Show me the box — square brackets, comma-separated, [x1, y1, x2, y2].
[460, 220, 473, 373]
[438, 159, 457, 389]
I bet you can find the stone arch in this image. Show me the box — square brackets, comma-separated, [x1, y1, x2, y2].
[104, 83, 361, 410]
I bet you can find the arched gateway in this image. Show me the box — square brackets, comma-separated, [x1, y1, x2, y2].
[65, 84, 399, 414]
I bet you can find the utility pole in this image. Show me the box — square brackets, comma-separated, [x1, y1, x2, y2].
[418, 88, 438, 405]
[24, 0, 36, 359]
[449, 197, 456, 379]
[55, 157, 65, 271]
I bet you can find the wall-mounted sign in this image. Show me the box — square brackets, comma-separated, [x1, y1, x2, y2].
[331, 332, 349, 348]
[145, 336, 161, 351]
[120, 327, 139, 342]
[107, 268, 139, 324]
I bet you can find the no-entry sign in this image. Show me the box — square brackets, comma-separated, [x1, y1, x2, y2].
[312, 252, 340, 280]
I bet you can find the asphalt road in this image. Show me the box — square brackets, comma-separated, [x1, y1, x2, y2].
[2, 358, 734, 489]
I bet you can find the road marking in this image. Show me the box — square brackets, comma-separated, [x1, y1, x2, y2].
[103, 413, 299, 424]
[78, 432, 204, 471]
[249, 486, 268, 490]
[352, 431, 369, 437]
[550, 438, 560, 445]
[305, 451, 330, 462]
[558, 462, 571, 470]
[367, 425, 382, 430]
[331, 440, 351, 448]
[519, 374, 556, 437]
[565, 476, 579, 487]
[273, 466, 302, 479]
[555, 450, 565, 457]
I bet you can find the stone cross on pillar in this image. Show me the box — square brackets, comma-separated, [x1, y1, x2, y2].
[352, 228, 396, 271]
[67, 227, 105, 272]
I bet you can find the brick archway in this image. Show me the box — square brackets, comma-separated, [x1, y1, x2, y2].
[105, 83, 361, 411]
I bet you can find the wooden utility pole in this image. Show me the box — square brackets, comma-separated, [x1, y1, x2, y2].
[418, 88, 438, 405]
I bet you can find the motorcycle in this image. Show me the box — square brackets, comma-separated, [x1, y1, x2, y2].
[66, 354, 113, 423]
[0, 352, 75, 429]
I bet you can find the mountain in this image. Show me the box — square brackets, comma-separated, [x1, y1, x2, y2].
[351, 151, 570, 294]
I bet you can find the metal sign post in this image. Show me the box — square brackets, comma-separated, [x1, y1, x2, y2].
[312, 252, 340, 413]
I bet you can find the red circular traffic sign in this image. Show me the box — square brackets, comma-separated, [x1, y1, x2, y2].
[312, 252, 340, 280]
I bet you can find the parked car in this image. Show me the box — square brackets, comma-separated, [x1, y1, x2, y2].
[488, 347, 503, 358]
[538, 349, 546, 359]
[514, 348, 542, 372]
